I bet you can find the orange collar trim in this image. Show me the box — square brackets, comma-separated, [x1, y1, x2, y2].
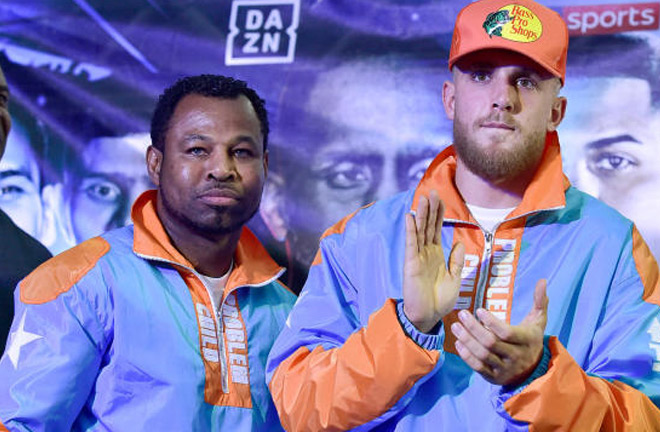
[131, 190, 283, 289]
[414, 131, 568, 221]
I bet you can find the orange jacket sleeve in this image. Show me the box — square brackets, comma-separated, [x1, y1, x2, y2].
[269, 299, 440, 431]
[501, 337, 660, 431]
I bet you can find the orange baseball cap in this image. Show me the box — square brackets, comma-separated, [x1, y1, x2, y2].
[448, 0, 568, 83]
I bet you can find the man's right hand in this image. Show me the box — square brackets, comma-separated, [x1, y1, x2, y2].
[403, 190, 465, 333]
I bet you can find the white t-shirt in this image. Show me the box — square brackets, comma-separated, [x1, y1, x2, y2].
[465, 203, 515, 234]
[198, 261, 233, 310]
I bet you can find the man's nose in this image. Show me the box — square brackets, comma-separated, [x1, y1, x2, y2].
[0, 110, 11, 156]
[491, 80, 517, 112]
[207, 152, 237, 181]
[371, 165, 399, 202]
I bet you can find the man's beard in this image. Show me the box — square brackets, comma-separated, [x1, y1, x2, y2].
[453, 117, 547, 182]
[161, 189, 259, 237]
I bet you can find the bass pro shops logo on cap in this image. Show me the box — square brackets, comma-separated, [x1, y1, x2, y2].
[483, 4, 542, 42]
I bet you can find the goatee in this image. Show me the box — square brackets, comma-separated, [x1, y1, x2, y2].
[160, 189, 259, 236]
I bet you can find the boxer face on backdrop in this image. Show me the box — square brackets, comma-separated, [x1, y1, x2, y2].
[561, 76, 660, 259]
[262, 58, 452, 275]
[0, 118, 43, 237]
[66, 133, 153, 243]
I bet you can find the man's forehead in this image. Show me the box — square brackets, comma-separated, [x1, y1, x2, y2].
[0, 132, 39, 179]
[170, 94, 261, 136]
[561, 76, 653, 133]
[455, 49, 555, 78]
[307, 66, 446, 132]
[88, 135, 150, 156]
[82, 136, 148, 173]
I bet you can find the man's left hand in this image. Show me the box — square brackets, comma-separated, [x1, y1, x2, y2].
[450, 279, 548, 387]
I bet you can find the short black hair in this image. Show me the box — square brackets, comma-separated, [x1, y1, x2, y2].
[150, 74, 269, 152]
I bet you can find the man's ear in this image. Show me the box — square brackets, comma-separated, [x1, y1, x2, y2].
[547, 96, 567, 132]
[259, 171, 288, 242]
[263, 149, 269, 179]
[442, 80, 456, 121]
[146, 145, 163, 187]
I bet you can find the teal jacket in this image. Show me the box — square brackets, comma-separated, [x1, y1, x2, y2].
[267, 133, 660, 431]
[0, 190, 295, 431]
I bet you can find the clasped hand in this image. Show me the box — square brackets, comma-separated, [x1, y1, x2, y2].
[450, 280, 548, 386]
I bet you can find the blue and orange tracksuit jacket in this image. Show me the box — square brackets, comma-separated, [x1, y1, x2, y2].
[266, 132, 660, 431]
[0, 190, 296, 431]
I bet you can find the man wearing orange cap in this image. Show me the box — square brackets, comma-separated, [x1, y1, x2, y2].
[266, 0, 660, 430]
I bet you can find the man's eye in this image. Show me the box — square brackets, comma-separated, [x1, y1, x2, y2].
[587, 151, 638, 176]
[404, 157, 434, 189]
[0, 185, 25, 201]
[516, 77, 537, 89]
[471, 71, 490, 82]
[233, 148, 253, 159]
[82, 180, 122, 203]
[188, 147, 207, 156]
[317, 161, 373, 190]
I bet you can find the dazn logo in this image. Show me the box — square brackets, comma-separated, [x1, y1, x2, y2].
[226, 0, 300, 66]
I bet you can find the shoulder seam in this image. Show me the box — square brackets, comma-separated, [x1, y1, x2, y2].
[20, 237, 111, 305]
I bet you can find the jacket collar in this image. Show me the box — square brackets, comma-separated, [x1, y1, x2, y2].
[131, 190, 284, 289]
[413, 131, 570, 223]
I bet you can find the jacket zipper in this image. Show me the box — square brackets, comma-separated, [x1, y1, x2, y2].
[216, 297, 229, 394]
[448, 204, 565, 315]
[184, 266, 230, 394]
[474, 230, 493, 314]
[136, 252, 285, 394]
[133, 254, 230, 393]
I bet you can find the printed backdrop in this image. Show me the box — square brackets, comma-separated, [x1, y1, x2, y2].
[1, 0, 659, 292]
